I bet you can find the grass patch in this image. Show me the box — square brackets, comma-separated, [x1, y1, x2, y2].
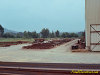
[0, 38, 34, 42]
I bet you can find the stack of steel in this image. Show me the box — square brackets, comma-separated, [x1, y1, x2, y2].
[71, 39, 86, 50]
[23, 42, 55, 49]
[23, 38, 72, 49]
[34, 38, 45, 43]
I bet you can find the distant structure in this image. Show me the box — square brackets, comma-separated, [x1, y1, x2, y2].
[85, 0, 100, 51]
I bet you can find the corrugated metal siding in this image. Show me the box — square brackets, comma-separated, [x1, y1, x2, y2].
[85, 0, 100, 50]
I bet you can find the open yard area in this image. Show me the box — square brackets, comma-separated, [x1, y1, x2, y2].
[0, 39, 100, 64]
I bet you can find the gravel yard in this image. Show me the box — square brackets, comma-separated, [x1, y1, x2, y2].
[0, 39, 100, 64]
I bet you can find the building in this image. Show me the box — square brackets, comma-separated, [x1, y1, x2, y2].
[85, 0, 100, 51]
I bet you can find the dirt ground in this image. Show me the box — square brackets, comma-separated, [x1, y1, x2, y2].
[0, 39, 100, 64]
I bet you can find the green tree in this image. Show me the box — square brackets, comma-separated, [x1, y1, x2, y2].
[69, 33, 78, 38]
[64, 32, 69, 37]
[0, 24, 4, 37]
[3, 33, 15, 38]
[27, 31, 32, 38]
[49, 31, 55, 38]
[24, 31, 29, 38]
[32, 31, 39, 38]
[55, 30, 60, 37]
[61, 32, 66, 38]
[40, 28, 50, 38]
[16, 32, 23, 38]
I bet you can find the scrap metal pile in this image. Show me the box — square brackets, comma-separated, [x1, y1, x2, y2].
[23, 38, 72, 49]
[71, 39, 86, 50]
[0, 41, 29, 47]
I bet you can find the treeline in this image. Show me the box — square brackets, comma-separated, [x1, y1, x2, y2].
[0, 25, 84, 38]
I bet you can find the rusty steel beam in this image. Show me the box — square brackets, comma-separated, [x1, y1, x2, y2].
[0, 62, 100, 74]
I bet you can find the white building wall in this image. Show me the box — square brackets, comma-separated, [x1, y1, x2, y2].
[85, 0, 100, 50]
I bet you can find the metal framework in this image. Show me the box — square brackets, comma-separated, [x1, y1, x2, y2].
[90, 24, 100, 51]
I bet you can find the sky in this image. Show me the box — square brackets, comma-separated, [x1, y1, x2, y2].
[0, 0, 85, 32]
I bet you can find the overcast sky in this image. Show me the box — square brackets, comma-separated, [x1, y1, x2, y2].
[0, 0, 85, 32]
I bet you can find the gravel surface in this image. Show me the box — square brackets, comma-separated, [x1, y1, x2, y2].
[0, 39, 100, 64]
